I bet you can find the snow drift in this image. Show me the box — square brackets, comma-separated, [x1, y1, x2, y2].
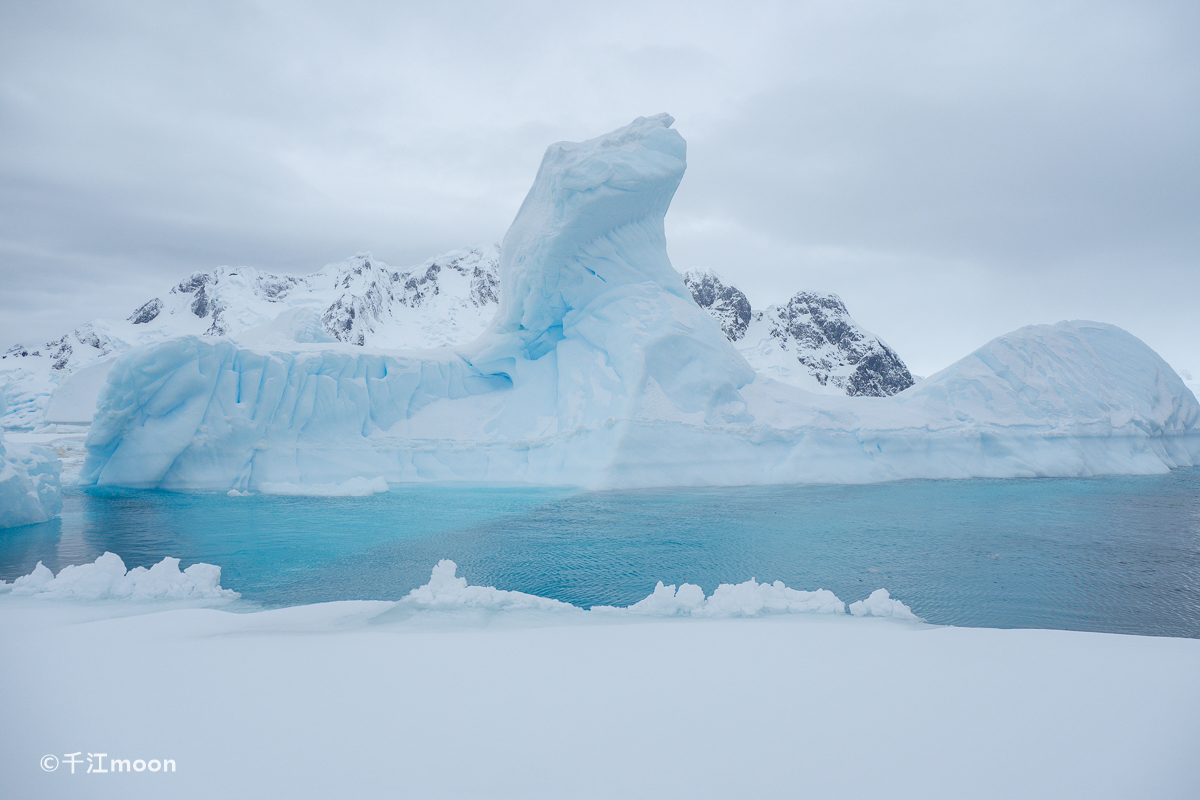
[76, 115, 1200, 491]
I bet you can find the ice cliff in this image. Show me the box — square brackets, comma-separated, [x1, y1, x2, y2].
[0, 396, 61, 528]
[71, 115, 1200, 490]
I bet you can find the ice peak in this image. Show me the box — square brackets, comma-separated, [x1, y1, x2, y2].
[482, 114, 691, 361]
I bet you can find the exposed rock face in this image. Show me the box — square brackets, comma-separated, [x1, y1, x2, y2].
[128, 298, 163, 324]
[682, 272, 752, 341]
[762, 292, 913, 396]
[3, 238, 914, 432]
[684, 272, 914, 397]
[321, 247, 499, 347]
[2, 244, 504, 427]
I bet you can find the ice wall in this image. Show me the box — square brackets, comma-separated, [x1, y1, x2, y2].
[0, 397, 62, 528]
[77, 116, 1200, 491]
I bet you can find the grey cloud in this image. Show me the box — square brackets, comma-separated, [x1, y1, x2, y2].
[1, 0, 1197, 377]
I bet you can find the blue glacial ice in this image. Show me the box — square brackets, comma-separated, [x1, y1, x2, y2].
[78, 114, 1200, 491]
[0, 396, 61, 528]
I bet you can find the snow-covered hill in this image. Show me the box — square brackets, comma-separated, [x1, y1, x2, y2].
[2, 244, 916, 431]
[0, 246, 502, 428]
[683, 272, 913, 396]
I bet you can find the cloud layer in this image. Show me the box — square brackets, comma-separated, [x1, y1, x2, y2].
[2, 0, 1197, 377]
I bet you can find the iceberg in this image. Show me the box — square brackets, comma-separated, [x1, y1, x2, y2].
[0, 396, 62, 528]
[77, 115, 1200, 491]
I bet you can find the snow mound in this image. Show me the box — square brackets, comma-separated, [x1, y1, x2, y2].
[848, 589, 920, 620]
[618, 579, 845, 617]
[0, 402, 62, 528]
[258, 476, 389, 497]
[411, 562, 871, 620]
[903, 320, 1199, 432]
[402, 560, 575, 612]
[1, 552, 237, 600]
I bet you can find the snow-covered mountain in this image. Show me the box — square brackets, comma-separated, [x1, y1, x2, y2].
[683, 272, 914, 396]
[2, 243, 917, 429]
[0, 245, 502, 427]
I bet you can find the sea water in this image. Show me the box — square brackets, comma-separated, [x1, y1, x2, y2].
[2, 469, 1198, 638]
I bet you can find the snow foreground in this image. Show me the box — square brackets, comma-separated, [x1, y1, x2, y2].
[75, 115, 1200, 491]
[2, 567, 1197, 800]
[0, 403, 61, 528]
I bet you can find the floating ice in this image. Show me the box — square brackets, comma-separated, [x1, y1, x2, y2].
[0, 396, 62, 528]
[1, 552, 237, 600]
[74, 115, 1200, 491]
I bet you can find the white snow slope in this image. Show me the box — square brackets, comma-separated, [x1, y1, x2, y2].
[76, 114, 1200, 491]
[0, 246, 501, 429]
[2, 556, 1198, 800]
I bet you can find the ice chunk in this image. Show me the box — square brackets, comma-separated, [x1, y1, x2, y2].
[401, 560, 574, 612]
[0, 398, 62, 528]
[619, 578, 845, 617]
[849, 589, 920, 620]
[4, 552, 237, 600]
[624, 581, 707, 615]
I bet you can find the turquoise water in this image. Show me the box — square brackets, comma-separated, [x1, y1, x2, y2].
[2, 469, 1199, 638]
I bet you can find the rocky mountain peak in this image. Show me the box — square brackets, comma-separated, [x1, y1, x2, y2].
[685, 277, 914, 397]
[682, 271, 752, 341]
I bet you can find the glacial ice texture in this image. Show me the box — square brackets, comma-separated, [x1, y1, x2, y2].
[0, 405, 62, 528]
[77, 116, 1200, 491]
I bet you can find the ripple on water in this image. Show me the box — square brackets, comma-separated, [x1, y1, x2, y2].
[1, 470, 1199, 637]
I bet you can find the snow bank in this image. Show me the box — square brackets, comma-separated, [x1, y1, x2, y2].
[403, 561, 895, 620]
[75, 116, 1200, 492]
[0, 399, 62, 528]
[615, 578, 847, 617]
[1, 552, 237, 600]
[402, 559, 576, 612]
[849, 588, 920, 620]
[258, 476, 389, 497]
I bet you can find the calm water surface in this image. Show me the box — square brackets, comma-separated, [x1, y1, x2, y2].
[2, 469, 1199, 638]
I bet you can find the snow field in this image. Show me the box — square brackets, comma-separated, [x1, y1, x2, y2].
[1, 563, 1196, 799]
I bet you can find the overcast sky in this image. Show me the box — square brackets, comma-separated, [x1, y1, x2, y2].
[1, 0, 1197, 378]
